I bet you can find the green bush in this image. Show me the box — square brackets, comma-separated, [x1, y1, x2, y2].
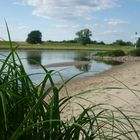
[95, 50, 125, 57]
[128, 48, 140, 56]
[95, 51, 111, 57]
[112, 50, 125, 57]
[136, 37, 140, 48]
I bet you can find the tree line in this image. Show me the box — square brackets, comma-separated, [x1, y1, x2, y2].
[26, 29, 140, 47]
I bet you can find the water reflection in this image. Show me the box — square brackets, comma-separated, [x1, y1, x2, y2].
[74, 51, 90, 61]
[27, 51, 42, 68]
[0, 50, 122, 83]
[74, 52, 91, 72]
[75, 64, 91, 72]
[96, 60, 123, 65]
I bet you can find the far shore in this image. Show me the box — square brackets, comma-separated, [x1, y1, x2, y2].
[92, 55, 140, 62]
[0, 42, 134, 52]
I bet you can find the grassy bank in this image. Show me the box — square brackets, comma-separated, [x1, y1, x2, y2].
[0, 41, 134, 52]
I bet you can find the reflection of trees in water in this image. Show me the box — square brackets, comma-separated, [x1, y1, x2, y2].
[74, 52, 91, 72]
[27, 51, 42, 67]
[74, 52, 90, 61]
[75, 64, 91, 72]
[97, 60, 123, 65]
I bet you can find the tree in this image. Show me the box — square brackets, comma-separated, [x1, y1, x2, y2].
[136, 37, 140, 48]
[75, 29, 92, 45]
[113, 40, 133, 46]
[113, 40, 126, 46]
[26, 30, 42, 44]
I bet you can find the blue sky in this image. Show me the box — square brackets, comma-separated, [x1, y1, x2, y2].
[0, 0, 140, 43]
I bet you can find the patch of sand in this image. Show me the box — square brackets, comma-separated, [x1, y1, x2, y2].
[59, 61, 140, 118]
[45, 61, 90, 67]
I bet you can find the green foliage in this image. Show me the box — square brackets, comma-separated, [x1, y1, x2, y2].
[0, 41, 17, 45]
[128, 48, 140, 56]
[136, 37, 140, 48]
[26, 30, 42, 44]
[113, 40, 133, 46]
[95, 50, 125, 57]
[1, 23, 140, 140]
[95, 51, 111, 57]
[75, 28, 92, 45]
[90, 40, 105, 45]
[97, 60, 123, 65]
[111, 50, 126, 56]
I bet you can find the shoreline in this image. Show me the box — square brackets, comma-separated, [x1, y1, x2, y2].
[60, 61, 140, 118]
[45, 61, 90, 68]
[92, 55, 140, 62]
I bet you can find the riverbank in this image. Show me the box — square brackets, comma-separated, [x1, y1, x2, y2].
[60, 61, 140, 118]
[92, 55, 140, 62]
[0, 42, 133, 51]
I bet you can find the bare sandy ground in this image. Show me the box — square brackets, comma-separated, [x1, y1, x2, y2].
[92, 56, 140, 62]
[45, 61, 89, 67]
[59, 61, 140, 118]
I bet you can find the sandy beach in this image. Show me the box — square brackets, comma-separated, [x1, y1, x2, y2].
[59, 61, 140, 118]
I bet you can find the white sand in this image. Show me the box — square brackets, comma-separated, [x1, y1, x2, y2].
[59, 61, 140, 117]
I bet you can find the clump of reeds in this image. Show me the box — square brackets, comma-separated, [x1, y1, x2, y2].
[0, 23, 140, 140]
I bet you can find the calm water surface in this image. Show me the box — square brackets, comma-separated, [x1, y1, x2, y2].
[0, 50, 114, 83]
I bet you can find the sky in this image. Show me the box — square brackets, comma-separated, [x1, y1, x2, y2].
[0, 0, 140, 43]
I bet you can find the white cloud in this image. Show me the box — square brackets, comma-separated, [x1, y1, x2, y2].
[99, 30, 123, 35]
[22, 0, 118, 20]
[56, 24, 81, 29]
[106, 19, 128, 26]
[56, 23, 98, 29]
[13, 1, 26, 6]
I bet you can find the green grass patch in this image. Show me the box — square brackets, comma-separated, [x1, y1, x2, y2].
[95, 50, 126, 57]
[128, 48, 140, 56]
[0, 41, 134, 52]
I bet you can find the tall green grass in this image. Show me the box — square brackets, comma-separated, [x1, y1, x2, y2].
[95, 50, 125, 57]
[0, 23, 140, 140]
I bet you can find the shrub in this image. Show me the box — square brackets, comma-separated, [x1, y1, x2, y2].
[95, 50, 125, 57]
[128, 48, 140, 56]
[111, 50, 125, 57]
[95, 51, 112, 57]
[136, 37, 140, 48]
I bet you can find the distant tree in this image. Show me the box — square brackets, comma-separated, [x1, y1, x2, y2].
[136, 37, 140, 48]
[98, 41, 105, 45]
[113, 40, 133, 46]
[90, 40, 106, 45]
[66, 40, 77, 43]
[26, 30, 42, 44]
[125, 41, 133, 46]
[114, 40, 126, 46]
[90, 40, 98, 44]
[75, 29, 92, 45]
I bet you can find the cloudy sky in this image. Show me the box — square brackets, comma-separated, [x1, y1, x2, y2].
[0, 0, 140, 43]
